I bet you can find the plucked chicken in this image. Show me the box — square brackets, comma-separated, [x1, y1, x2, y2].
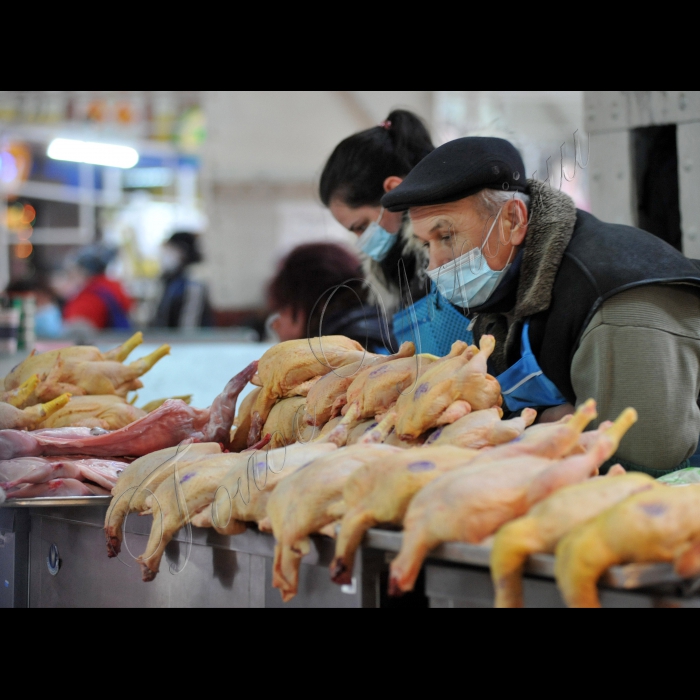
[248, 336, 369, 446]
[491, 471, 657, 608]
[389, 407, 637, 594]
[105, 442, 222, 557]
[38, 395, 146, 430]
[426, 408, 537, 450]
[1, 361, 256, 461]
[323, 353, 438, 447]
[554, 484, 700, 608]
[331, 445, 479, 584]
[0, 393, 71, 430]
[394, 336, 502, 441]
[303, 342, 415, 427]
[199, 442, 337, 535]
[261, 396, 307, 449]
[267, 443, 402, 602]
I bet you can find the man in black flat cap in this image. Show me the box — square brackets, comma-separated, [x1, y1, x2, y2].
[382, 136, 700, 476]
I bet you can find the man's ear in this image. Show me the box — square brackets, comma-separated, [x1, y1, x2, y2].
[383, 176, 403, 193]
[504, 198, 528, 245]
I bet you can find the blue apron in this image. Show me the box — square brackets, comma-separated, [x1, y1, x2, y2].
[496, 320, 567, 412]
[392, 286, 474, 357]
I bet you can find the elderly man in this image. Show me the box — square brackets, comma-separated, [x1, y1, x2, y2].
[382, 137, 700, 476]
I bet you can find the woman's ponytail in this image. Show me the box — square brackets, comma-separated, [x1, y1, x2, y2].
[320, 109, 434, 208]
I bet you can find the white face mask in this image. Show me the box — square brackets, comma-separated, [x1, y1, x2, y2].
[356, 207, 397, 262]
[426, 212, 513, 310]
[160, 247, 183, 274]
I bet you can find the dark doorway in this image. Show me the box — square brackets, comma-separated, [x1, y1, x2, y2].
[633, 125, 682, 251]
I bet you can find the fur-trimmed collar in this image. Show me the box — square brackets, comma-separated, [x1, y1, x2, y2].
[513, 180, 578, 319]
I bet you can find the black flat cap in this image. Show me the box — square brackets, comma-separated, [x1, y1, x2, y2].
[381, 136, 527, 212]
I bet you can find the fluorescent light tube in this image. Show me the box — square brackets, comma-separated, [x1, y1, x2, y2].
[47, 138, 139, 169]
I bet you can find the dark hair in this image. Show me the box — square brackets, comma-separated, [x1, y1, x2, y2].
[167, 231, 202, 265]
[319, 109, 434, 208]
[267, 243, 367, 334]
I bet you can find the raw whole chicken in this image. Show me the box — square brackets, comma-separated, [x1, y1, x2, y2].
[230, 387, 261, 452]
[199, 442, 338, 535]
[323, 353, 438, 446]
[0, 393, 71, 430]
[426, 408, 537, 450]
[332, 445, 479, 584]
[0, 375, 40, 408]
[394, 336, 502, 441]
[389, 407, 637, 594]
[4, 332, 164, 404]
[38, 395, 146, 430]
[266, 443, 402, 602]
[105, 442, 222, 557]
[303, 342, 415, 427]
[4, 332, 144, 393]
[0, 456, 126, 491]
[6, 478, 111, 499]
[261, 396, 307, 450]
[491, 471, 657, 607]
[554, 484, 700, 608]
[0, 362, 256, 461]
[248, 336, 369, 446]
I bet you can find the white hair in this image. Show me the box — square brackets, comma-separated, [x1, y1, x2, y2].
[475, 188, 530, 219]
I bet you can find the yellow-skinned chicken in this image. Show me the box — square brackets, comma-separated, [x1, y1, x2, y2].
[303, 342, 415, 427]
[393, 336, 502, 441]
[389, 407, 637, 595]
[491, 471, 658, 608]
[261, 396, 307, 449]
[323, 353, 438, 446]
[331, 445, 479, 584]
[267, 443, 402, 602]
[230, 387, 261, 452]
[104, 442, 222, 557]
[248, 336, 370, 446]
[554, 484, 700, 608]
[38, 395, 147, 430]
[0, 393, 71, 430]
[426, 407, 537, 450]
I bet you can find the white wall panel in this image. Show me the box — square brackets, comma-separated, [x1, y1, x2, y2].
[678, 122, 700, 258]
[584, 91, 628, 133]
[589, 131, 635, 226]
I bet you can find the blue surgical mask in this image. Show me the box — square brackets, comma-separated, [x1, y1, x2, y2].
[426, 213, 513, 310]
[357, 207, 397, 262]
[34, 304, 64, 338]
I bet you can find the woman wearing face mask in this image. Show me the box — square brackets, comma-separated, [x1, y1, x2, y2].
[319, 110, 434, 324]
[154, 232, 213, 329]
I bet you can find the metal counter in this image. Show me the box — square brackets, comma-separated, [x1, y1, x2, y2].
[2, 501, 700, 608]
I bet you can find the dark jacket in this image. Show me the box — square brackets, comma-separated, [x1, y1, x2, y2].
[318, 305, 395, 354]
[472, 180, 700, 402]
[155, 272, 213, 329]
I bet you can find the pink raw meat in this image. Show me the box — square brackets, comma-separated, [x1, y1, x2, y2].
[6, 478, 95, 499]
[0, 362, 257, 460]
[0, 457, 127, 490]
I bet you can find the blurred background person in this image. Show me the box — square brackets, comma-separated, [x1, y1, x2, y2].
[4, 278, 64, 338]
[319, 109, 434, 309]
[267, 242, 393, 353]
[57, 244, 133, 333]
[153, 232, 213, 329]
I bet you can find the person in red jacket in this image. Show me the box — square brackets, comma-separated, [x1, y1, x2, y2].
[62, 245, 133, 331]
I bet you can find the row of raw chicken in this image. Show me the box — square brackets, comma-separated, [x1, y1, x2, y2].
[0, 333, 227, 499]
[100, 335, 700, 607]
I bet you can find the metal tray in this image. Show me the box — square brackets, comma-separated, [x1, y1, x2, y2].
[364, 528, 684, 591]
[0, 496, 112, 509]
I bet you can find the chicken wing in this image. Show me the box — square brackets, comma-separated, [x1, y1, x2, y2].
[555, 484, 700, 608]
[491, 472, 657, 607]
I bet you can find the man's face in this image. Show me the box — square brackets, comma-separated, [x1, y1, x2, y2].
[410, 194, 525, 273]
